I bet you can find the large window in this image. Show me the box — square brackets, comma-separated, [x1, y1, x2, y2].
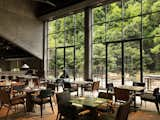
[46, 0, 160, 90]
[92, 0, 160, 89]
[47, 12, 84, 81]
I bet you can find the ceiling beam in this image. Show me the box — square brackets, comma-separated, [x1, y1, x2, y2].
[39, 0, 120, 21]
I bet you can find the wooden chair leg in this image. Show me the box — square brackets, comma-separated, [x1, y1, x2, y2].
[141, 99, 142, 106]
[23, 103, 26, 113]
[50, 100, 54, 112]
[56, 113, 61, 120]
[6, 107, 11, 120]
[40, 105, 43, 118]
[155, 101, 159, 112]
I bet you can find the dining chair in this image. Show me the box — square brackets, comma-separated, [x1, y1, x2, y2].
[83, 78, 93, 90]
[133, 82, 145, 105]
[98, 92, 113, 100]
[114, 97, 132, 120]
[98, 92, 114, 113]
[99, 97, 132, 120]
[133, 82, 145, 95]
[141, 88, 160, 112]
[0, 89, 25, 119]
[56, 91, 78, 120]
[56, 91, 90, 120]
[84, 81, 100, 91]
[8, 76, 13, 80]
[55, 79, 64, 92]
[11, 84, 26, 98]
[63, 82, 78, 93]
[106, 83, 114, 94]
[47, 83, 55, 94]
[84, 81, 100, 97]
[114, 87, 130, 103]
[1, 75, 6, 80]
[32, 89, 54, 117]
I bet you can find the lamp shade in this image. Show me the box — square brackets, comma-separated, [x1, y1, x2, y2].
[21, 64, 29, 69]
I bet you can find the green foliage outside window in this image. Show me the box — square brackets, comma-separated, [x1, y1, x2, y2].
[47, 0, 160, 83]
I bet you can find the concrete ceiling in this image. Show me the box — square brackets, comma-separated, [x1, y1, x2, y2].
[32, 0, 85, 17]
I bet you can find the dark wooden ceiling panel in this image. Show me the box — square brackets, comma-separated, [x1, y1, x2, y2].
[32, 0, 85, 16]
[0, 37, 34, 59]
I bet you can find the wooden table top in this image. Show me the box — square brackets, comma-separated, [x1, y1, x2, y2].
[0, 81, 25, 87]
[18, 75, 38, 79]
[117, 85, 145, 92]
[144, 75, 160, 80]
[71, 81, 93, 85]
[23, 86, 46, 93]
[69, 96, 111, 108]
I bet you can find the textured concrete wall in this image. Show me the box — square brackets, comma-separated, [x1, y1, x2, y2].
[0, 60, 10, 71]
[0, 0, 43, 59]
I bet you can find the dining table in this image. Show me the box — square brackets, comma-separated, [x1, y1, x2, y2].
[144, 75, 160, 90]
[117, 85, 145, 109]
[71, 81, 93, 96]
[0, 81, 25, 88]
[69, 96, 112, 120]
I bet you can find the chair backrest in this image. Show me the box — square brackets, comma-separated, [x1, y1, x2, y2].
[106, 83, 114, 93]
[39, 89, 53, 98]
[47, 83, 55, 90]
[133, 82, 145, 93]
[85, 79, 93, 82]
[153, 88, 159, 96]
[92, 81, 100, 91]
[12, 84, 26, 92]
[33, 78, 40, 86]
[0, 89, 11, 105]
[1, 76, 5, 79]
[98, 92, 113, 100]
[115, 97, 132, 120]
[8, 76, 13, 80]
[56, 79, 64, 83]
[56, 91, 71, 113]
[114, 87, 130, 102]
[133, 82, 145, 87]
[56, 91, 78, 119]
[63, 82, 71, 89]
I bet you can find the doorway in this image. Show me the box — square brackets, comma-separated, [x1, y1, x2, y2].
[106, 39, 143, 87]
[55, 46, 75, 81]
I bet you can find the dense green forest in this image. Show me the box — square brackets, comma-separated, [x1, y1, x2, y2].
[48, 0, 160, 82]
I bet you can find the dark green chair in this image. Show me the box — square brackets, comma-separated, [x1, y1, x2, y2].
[141, 88, 160, 112]
[32, 89, 54, 117]
[99, 98, 132, 120]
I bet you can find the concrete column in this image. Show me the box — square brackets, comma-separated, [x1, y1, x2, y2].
[84, 8, 92, 80]
[44, 21, 48, 78]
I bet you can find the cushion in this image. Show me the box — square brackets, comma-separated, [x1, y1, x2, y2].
[11, 98, 25, 105]
[141, 93, 156, 101]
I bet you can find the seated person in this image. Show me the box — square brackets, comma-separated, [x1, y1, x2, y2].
[59, 69, 69, 79]
[25, 69, 33, 75]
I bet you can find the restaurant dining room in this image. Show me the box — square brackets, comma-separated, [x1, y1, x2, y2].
[0, 0, 160, 120]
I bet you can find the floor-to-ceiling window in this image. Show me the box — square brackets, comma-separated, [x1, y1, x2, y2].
[47, 12, 84, 81]
[46, 0, 160, 89]
[92, 0, 160, 89]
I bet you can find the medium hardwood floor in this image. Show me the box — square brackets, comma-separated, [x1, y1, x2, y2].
[0, 95, 160, 120]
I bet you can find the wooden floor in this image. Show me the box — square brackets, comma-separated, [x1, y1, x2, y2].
[0, 95, 160, 120]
